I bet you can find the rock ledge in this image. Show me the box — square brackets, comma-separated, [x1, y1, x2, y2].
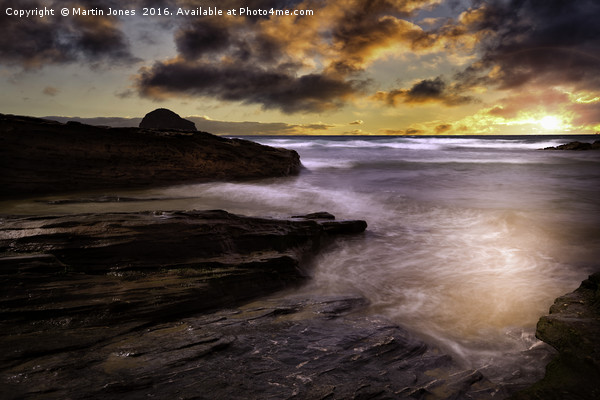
[0, 113, 301, 197]
[511, 272, 600, 399]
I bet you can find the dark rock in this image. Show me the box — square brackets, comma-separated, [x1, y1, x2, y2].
[0, 113, 301, 197]
[542, 140, 600, 150]
[139, 108, 197, 131]
[0, 293, 508, 400]
[0, 210, 366, 329]
[320, 220, 369, 234]
[510, 272, 600, 399]
[292, 211, 336, 220]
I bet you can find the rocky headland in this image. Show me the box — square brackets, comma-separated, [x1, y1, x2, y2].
[0, 113, 300, 198]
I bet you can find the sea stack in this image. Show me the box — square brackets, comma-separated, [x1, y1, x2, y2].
[139, 108, 197, 131]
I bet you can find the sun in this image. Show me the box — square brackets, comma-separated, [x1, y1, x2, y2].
[539, 115, 561, 131]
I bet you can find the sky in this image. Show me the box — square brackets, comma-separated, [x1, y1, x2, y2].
[1, 0, 599, 135]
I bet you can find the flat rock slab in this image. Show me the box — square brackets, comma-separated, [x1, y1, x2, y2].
[1, 294, 512, 400]
[0, 113, 300, 197]
[0, 210, 366, 330]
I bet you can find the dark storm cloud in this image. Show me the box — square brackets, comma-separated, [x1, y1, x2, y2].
[175, 19, 232, 59]
[137, 61, 366, 113]
[135, 0, 446, 113]
[374, 77, 475, 106]
[457, 0, 600, 90]
[174, 17, 284, 64]
[0, 0, 139, 68]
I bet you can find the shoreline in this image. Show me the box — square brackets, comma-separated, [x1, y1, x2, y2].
[1, 114, 598, 398]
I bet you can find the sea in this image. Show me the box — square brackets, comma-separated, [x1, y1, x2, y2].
[3, 134, 600, 386]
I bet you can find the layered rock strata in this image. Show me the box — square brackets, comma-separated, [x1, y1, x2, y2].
[511, 272, 600, 399]
[0, 209, 373, 399]
[0, 210, 366, 326]
[0, 113, 300, 197]
[1, 293, 518, 400]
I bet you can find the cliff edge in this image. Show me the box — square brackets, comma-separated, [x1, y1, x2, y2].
[0, 113, 300, 197]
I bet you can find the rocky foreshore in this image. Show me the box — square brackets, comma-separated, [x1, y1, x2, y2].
[0, 209, 370, 397]
[0, 208, 550, 399]
[542, 140, 600, 150]
[0, 113, 301, 197]
[511, 272, 600, 400]
[0, 210, 366, 326]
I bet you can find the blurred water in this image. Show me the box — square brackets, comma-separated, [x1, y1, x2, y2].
[2, 134, 600, 378]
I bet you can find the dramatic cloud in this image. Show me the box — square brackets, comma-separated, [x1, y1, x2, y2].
[174, 18, 232, 59]
[134, 0, 453, 113]
[373, 77, 475, 106]
[455, 0, 600, 91]
[136, 61, 365, 113]
[0, 0, 139, 68]
[4, 0, 599, 132]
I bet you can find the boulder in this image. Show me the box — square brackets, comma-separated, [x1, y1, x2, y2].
[0, 113, 301, 197]
[139, 108, 197, 131]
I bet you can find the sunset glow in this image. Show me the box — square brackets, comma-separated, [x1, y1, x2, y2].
[1, 0, 599, 135]
[539, 116, 561, 131]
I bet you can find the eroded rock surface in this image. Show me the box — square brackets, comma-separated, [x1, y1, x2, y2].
[1, 292, 513, 400]
[0, 210, 365, 326]
[0, 209, 559, 399]
[511, 272, 600, 399]
[0, 113, 300, 197]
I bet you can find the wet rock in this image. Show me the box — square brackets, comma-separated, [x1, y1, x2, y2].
[139, 108, 197, 131]
[0, 210, 366, 330]
[510, 272, 600, 400]
[0, 294, 507, 400]
[0, 209, 372, 399]
[542, 141, 600, 150]
[0, 113, 301, 197]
